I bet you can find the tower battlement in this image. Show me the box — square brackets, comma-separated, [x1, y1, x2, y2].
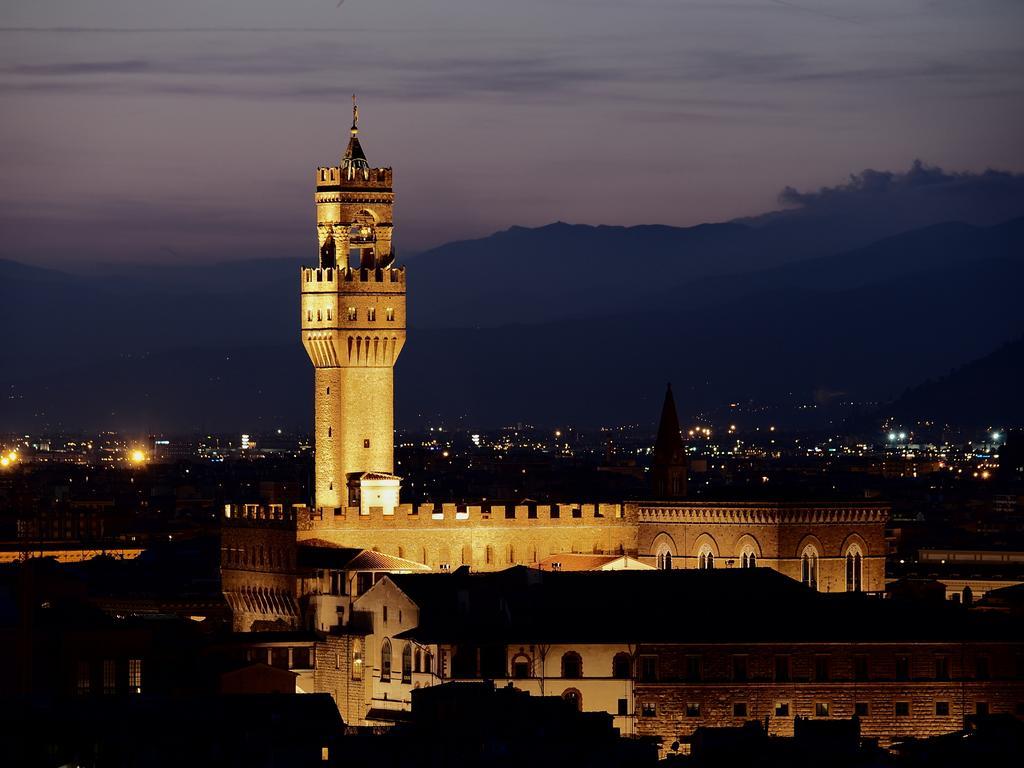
[300, 265, 406, 293]
[316, 165, 393, 192]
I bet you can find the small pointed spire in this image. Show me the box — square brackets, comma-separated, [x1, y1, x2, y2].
[654, 383, 684, 459]
[351, 93, 359, 136]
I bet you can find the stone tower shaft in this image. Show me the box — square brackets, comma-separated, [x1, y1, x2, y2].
[301, 105, 406, 513]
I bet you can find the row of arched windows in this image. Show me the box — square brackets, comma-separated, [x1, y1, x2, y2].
[379, 639, 433, 683]
[508, 651, 633, 680]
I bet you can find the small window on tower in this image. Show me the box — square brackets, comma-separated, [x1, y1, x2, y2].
[307, 310, 313, 321]
[364, 439, 371, 448]
[327, 308, 332, 321]
[317, 309, 322, 321]
[347, 307, 357, 321]
[386, 307, 395, 321]
[368, 308, 377, 321]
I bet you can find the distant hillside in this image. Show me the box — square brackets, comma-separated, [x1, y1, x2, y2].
[884, 336, 1024, 427]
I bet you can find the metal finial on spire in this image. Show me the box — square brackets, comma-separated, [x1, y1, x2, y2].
[351, 94, 359, 135]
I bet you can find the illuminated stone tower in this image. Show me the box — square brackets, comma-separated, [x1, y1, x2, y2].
[301, 99, 405, 514]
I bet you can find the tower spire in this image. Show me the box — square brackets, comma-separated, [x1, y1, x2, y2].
[652, 382, 687, 498]
[351, 93, 359, 136]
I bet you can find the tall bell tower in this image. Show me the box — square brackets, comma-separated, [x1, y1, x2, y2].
[301, 98, 406, 514]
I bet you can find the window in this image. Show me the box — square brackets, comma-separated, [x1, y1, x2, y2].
[512, 655, 531, 679]
[814, 655, 830, 682]
[317, 309, 322, 321]
[775, 655, 790, 682]
[936, 701, 950, 716]
[698, 549, 714, 570]
[326, 308, 332, 321]
[685, 702, 701, 717]
[367, 307, 376, 321]
[363, 439, 371, 448]
[976, 702, 989, 716]
[815, 702, 830, 717]
[352, 639, 363, 680]
[733, 655, 748, 682]
[895, 701, 910, 717]
[617, 698, 628, 716]
[685, 655, 702, 682]
[77, 661, 91, 695]
[383, 605, 388, 624]
[801, 546, 818, 590]
[612, 652, 632, 679]
[846, 549, 863, 592]
[895, 655, 910, 681]
[935, 656, 949, 680]
[562, 688, 582, 711]
[307, 309, 313, 322]
[976, 656, 990, 680]
[641, 701, 657, 718]
[855, 702, 869, 717]
[741, 551, 757, 568]
[774, 702, 790, 717]
[639, 655, 658, 682]
[347, 306, 357, 321]
[128, 659, 142, 693]
[854, 655, 869, 681]
[103, 660, 116, 695]
[733, 702, 748, 718]
[271, 647, 289, 669]
[561, 651, 582, 679]
[380, 639, 392, 682]
[656, 550, 672, 570]
[402, 643, 412, 684]
[385, 307, 395, 321]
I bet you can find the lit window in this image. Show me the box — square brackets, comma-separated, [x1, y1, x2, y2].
[685, 702, 701, 717]
[368, 307, 376, 321]
[352, 639, 363, 680]
[815, 702, 830, 717]
[641, 702, 657, 718]
[386, 307, 395, 321]
[128, 659, 142, 693]
[774, 702, 790, 717]
[347, 307, 357, 321]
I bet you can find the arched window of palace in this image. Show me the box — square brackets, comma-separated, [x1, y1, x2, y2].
[562, 688, 582, 711]
[613, 652, 632, 679]
[656, 550, 672, 570]
[512, 654, 531, 679]
[801, 546, 819, 591]
[561, 651, 583, 679]
[380, 638, 392, 682]
[845, 544, 863, 593]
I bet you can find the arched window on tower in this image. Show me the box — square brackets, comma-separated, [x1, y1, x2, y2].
[801, 546, 819, 591]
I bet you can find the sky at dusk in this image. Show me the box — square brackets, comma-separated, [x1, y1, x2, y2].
[2, 1, 1023, 267]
